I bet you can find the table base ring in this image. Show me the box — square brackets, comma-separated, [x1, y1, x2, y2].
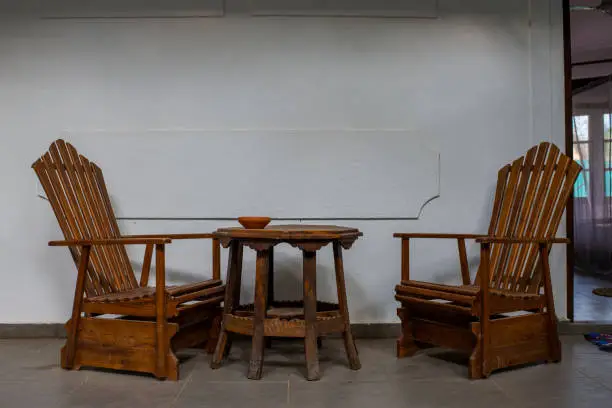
[224, 301, 346, 338]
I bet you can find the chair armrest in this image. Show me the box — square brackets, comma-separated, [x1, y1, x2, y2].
[395, 233, 482, 284]
[393, 233, 485, 240]
[135, 234, 222, 285]
[49, 237, 171, 246]
[122, 233, 214, 240]
[475, 237, 570, 244]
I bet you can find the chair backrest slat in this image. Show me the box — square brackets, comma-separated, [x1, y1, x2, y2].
[49, 143, 119, 294]
[477, 142, 582, 293]
[496, 153, 536, 289]
[33, 139, 138, 297]
[523, 155, 581, 292]
[36, 153, 103, 295]
[488, 158, 523, 287]
[504, 146, 549, 290]
[516, 153, 571, 292]
[91, 163, 135, 280]
[41, 151, 112, 295]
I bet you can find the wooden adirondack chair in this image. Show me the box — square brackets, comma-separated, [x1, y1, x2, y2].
[394, 142, 582, 379]
[33, 139, 225, 380]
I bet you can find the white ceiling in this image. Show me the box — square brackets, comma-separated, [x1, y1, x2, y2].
[571, 2, 612, 105]
[570, 3, 612, 79]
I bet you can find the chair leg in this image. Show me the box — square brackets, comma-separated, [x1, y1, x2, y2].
[396, 307, 419, 358]
[469, 324, 484, 380]
[155, 327, 170, 379]
[211, 330, 230, 369]
[205, 313, 223, 354]
[539, 245, 562, 364]
[60, 335, 82, 371]
[545, 310, 562, 363]
[211, 242, 242, 369]
[166, 351, 179, 381]
[479, 319, 492, 379]
[468, 349, 484, 379]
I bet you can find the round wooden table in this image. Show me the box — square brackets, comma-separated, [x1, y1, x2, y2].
[210, 225, 362, 381]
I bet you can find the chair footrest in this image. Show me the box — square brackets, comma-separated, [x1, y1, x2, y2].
[172, 285, 226, 303]
[396, 284, 475, 306]
[396, 280, 546, 315]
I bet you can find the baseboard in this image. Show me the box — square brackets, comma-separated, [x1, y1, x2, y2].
[0, 324, 65, 338]
[346, 322, 603, 338]
[0, 323, 398, 339]
[558, 321, 612, 335]
[0, 321, 607, 339]
[351, 323, 401, 339]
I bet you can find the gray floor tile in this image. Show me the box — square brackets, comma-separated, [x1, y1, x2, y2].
[561, 333, 602, 355]
[293, 338, 469, 382]
[189, 339, 301, 382]
[0, 377, 86, 408]
[569, 351, 612, 389]
[176, 381, 289, 408]
[66, 379, 182, 408]
[0, 340, 75, 381]
[197, 338, 467, 382]
[574, 272, 612, 322]
[0, 336, 611, 408]
[289, 379, 517, 408]
[493, 364, 612, 408]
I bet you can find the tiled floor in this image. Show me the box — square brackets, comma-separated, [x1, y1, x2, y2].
[1, 336, 611, 407]
[574, 271, 612, 322]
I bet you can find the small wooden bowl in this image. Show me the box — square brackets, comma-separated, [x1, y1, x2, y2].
[238, 217, 271, 229]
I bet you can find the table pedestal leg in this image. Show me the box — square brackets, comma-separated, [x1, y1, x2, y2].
[266, 247, 274, 349]
[225, 244, 243, 358]
[248, 249, 270, 380]
[211, 241, 242, 369]
[333, 242, 361, 370]
[303, 250, 320, 381]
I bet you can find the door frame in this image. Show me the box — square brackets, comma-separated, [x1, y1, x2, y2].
[563, 0, 575, 322]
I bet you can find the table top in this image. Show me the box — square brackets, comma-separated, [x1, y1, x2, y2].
[214, 224, 362, 241]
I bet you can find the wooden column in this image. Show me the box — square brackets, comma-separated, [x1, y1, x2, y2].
[154, 243, 168, 379]
[63, 245, 91, 369]
[140, 243, 153, 287]
[457, 238, 471, 285]
[212, 238, 221, 281]
[479, 243, 491, 378]
[401, 238, 410, 282]
[540, 244, 561, 362]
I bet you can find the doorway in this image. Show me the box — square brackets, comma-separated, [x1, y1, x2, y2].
[567, 0, 612, 322]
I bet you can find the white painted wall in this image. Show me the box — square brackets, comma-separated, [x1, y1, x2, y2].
[60, 130, 441, 219]
[0, 0, 567, 324]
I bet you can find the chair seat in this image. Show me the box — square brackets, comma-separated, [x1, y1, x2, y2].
[86, 279, 224, 304]
[396, 280, 545, 314]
